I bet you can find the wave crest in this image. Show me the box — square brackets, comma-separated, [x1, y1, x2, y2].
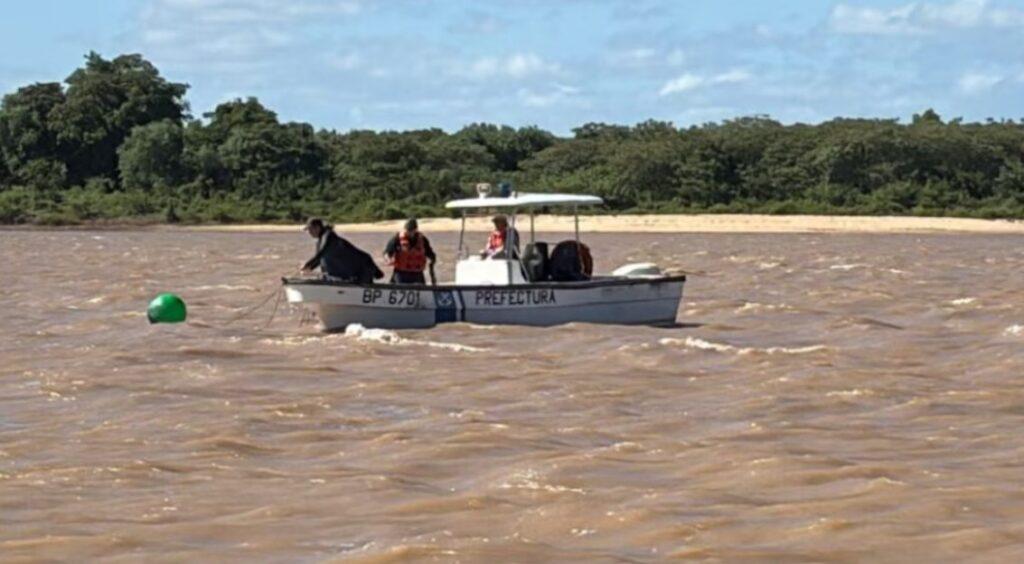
[660, 337, 827, 356]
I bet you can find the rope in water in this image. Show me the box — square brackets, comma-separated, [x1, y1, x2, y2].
[262, 286, 284, 329]
[224, 285, 284, 326]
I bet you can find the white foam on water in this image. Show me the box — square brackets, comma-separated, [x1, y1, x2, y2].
[260, 335, 340, 347]
[344, 324, 486, 353]
[1004, 325, 1024, 337]
[659, 337, 827, 356]
[344, 324, 403, 344]
[498, 468, 585, 494]
[826, 389, 875, 398]
[949, 297, 977, 306]
[735, 302, 792, 314]
[616, 342, 653, 352]
[664, 337, 735, 353]
[760, 344, 828, 355]
[830, 263, 868, 271]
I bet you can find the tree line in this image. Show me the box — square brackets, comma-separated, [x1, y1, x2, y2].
[2, 52, 1024, 225]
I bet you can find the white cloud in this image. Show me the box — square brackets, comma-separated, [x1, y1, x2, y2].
[158, 0, 360, 23]
[605, 47, 686, 70]
[449, 11, 507, 34]
[518, 83, 580, 107]
[659, 73, 704, 95]
[677, 106, 736, 123]
[506, 54, 558, 78]
[830, 0, 1024, 35]
[659, 70, 751, 96]
[452, 53, 560, 80]
[923, 0, 987, 26]
[138, 0, 362, 65]
[607, 48, 657, 68]
[329, 52, 361, 71]
[958, 71, 1003, 94]
[830, 4, 921, 35]
[989, 6, 1024, 26]
[108, 0, 1024, 133]
[714, 69, 752, 84]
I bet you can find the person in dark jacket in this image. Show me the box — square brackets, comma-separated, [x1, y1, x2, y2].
[300, 218, 384, 283]
[383, 218, 437, 285]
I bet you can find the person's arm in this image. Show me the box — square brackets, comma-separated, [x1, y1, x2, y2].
[423, 236, 437, 264]
[383, 235, 398, 258]
[302, 235, 328, 271]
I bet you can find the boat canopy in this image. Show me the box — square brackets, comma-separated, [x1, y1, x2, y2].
[445, 192, 603, 210]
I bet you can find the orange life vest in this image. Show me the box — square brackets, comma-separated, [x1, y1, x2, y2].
[486, 229, 506, 253]
[393, 231, 427, 272]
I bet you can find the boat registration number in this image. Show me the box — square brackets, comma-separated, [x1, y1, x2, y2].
[362, 288, 422, 307]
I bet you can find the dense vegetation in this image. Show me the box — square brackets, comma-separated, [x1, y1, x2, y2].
[2, 52, 1024, 225]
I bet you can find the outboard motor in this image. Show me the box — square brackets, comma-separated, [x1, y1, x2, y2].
[522, 242, 549, 281]
[549, 241, 593, 282]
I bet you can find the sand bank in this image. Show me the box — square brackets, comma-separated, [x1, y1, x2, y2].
[177, 214, 1024, 234]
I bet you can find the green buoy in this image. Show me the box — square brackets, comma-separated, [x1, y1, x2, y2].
[148, 293, 187, 324]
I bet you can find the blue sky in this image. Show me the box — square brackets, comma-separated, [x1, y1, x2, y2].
[1, 0, 1023, 134]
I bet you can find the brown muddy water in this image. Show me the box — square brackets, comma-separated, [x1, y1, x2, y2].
[2, 229, 1024, 562]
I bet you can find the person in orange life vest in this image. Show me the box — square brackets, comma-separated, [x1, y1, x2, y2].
[481, 215, 520, 259]
[383, 218, 436, 284]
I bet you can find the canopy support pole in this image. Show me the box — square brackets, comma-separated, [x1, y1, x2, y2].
[574, 205, 580, 243]
[509, 211, 516, 250]
[457, 212, 466, 258]
[509, 209, 521, 283]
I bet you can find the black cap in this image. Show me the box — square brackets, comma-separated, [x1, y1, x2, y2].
[304, 217, 325, 231]
[405, 218, 418, 231]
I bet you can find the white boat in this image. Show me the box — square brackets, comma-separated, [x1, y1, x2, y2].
[283, 191, 686, 330]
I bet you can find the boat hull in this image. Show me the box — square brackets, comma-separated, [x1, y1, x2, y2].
[283, 276, 685, 330]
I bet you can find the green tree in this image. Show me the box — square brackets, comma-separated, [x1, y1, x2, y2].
[50, 52, 188, 185]
[456, 123, 554, 171]
[0, 82, 67, 189]
[7, 53, 1024, 224]
[118, 120, 185, 190]
[202, 97, 278, 145]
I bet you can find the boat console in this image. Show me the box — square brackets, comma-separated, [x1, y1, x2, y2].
[455, 257, 529, 286]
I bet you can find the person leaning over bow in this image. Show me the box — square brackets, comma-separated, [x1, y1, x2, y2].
[383, 218, 437, 285]
[300, 218, 383, 283]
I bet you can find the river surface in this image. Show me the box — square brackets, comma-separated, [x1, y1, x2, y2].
[2, 229, 1024, 562]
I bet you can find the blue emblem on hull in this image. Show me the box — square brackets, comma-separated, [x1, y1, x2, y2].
[434, 291, 458, 323]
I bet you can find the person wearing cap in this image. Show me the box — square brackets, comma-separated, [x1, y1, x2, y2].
[481, 215, 520, 259]
[301, 218, 383, 283]
[383, 218, 437, 285]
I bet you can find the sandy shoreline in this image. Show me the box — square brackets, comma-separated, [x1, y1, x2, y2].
[171, 214, 1024, 234]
